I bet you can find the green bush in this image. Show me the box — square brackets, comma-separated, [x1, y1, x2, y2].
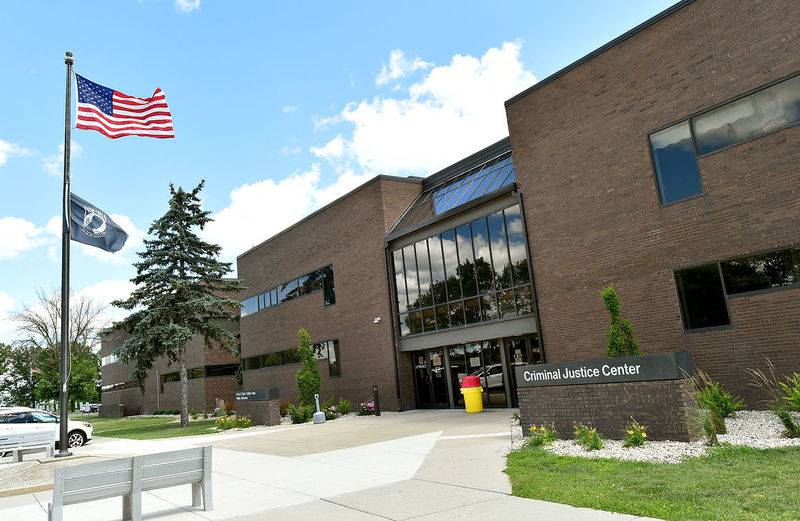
[189, 409, 203, 420]
[523, 424, 557, 449]
[279, 400, 292, 417]
[573, 423, 603, 451]
[287, 403, 313, 424]
[693, 370, 743, 421]
[748, 359, 800, 438]
[215, 414, 253, 430]
[623, 418, 648, 448]
[153, 408, 180, 415]
[336, 398, 352, 415]
[600, 286, 640, 357]
[697, 409, 720, 446]
[296, 328, 321, 406]
[779, 373, 800, 412]
[774, 409, 800, 438]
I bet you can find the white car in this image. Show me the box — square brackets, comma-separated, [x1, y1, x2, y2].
[0, 407, 94, 449]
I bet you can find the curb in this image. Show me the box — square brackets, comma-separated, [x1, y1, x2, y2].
[0, 483, 53, 498]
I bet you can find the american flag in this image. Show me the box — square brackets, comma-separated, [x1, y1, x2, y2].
[75, 74, 174, 139]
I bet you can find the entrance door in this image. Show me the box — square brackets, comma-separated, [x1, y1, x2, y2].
[413, 348, 449, 408]
[505, 334, 544, 406]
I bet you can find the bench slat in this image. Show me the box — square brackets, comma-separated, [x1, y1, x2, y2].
[62, 457, 134, 479]
[138, 447, 204, 466]
[141, 470, 203, 491]
[141, 457, 203, 479]
[63, 482, 133, 505]
[64, 469, 133, 492]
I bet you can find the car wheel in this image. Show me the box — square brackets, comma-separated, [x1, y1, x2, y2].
[67, 431, 86, 448]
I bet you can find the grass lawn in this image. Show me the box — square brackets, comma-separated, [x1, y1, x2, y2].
[506, 444, 800, 521]
[71, 414, 220, 440]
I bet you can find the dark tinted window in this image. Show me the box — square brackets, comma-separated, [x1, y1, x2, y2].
[408, 311, 423, 334]
[296, 274, 309, 297]
[244, 356, 262, 370]
[415, 240, 433, 307]
[464, 297, 481, 324]
[421, 307, 436, 331]
[322, 265, 336, 306]
[504, 205, 530, 285]
[435, 305, 450, 329]
[328, 340, 341, 377]
[0, 412, 30, 423]
[403, 244, 420, 308]
[205, 364, 239, 377]
[649, 121, 703, 204]
[428, 235, 447, 305]
[721, 248, 800, 295]
[283, 348, 300, 364]
[456, 224, 477, 297]
[470, 217, 494, 294]
[449, 301, 465, 327]
[693, 75, 800, 155]
[675, 264, 730, 329]
[393, 249, 408, 313]
[264, 352, 282, 367]
[441, 229, 462, 301]
[487, 210, 512, 289]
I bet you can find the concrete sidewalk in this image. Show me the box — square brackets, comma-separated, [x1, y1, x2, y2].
[0, 410, 659, 520]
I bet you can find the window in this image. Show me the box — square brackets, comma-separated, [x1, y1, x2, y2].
[415, 240, 433, 307]
[441, 229, 462, 302]
[322, 340, 341, 377]
[649, 121, 703, 205]
[675, 264, 730, 330]
[456, 224, 477, 297]
[721, 247, 800, 295]
[240, 265, 335, 317]
[470, 217, 494, 294]
[403, 244, 420, 308]
[204, 364, 239, 377]
[428, 235, 447, 305]
[487, 210, 512, 289]
[393, 250, 408, 314]
[693, 75, 800, 155]
[0, 412, 30, 423]
[504, 205, 530, 285]
[30, 412, 58, 423]
[101, 352, 119, 366]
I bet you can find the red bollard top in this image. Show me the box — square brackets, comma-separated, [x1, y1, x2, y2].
[461, 375, 482, 388]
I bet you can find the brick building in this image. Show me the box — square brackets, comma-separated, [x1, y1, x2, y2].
[102, 0, 800, 413]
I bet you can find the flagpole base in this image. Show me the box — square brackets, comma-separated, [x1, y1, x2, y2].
[54, 450, 73, 458]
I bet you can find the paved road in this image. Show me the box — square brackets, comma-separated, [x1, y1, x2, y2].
[0, 409, 657, 520]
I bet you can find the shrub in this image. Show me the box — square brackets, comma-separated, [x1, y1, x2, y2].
[779, 373, 800, 412]
[287, 403, 313, 424]
[213, 399, 229, 417]
[623, 418, 648, 448]
[600, 286, 640, 357]
[748, 359, 800, 438]
[216, 414, 253, 430]
[279, 400, 292, 417]
[357, 400, 376, 416]
[573, 423, 603, 451]
[296, 328, 322, 406]
[523, 424, 557, 449]
[697, 409, 720, 446]
[336, 398, 352, 415]
[153, 408, 179, 415]
[189, 409, 202, 420]
[694, 371, 744, 421]
[324, 405, 339, 421]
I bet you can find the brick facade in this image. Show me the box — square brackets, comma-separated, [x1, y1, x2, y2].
[506, 0, 800, 405]
[237, 176, 421, 411]
[518, 378, 700, 442]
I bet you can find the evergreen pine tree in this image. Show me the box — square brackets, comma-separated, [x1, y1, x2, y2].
[296, 328, 321, 407]
[111, 181, 244, 427]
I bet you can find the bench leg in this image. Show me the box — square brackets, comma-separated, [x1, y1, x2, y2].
[191, 482, 202, 507]
[13, 450, 22, 463]
[202, 477, 213, 511]
[48, 501, 63, 521]
[122, 493, 142, 521]
[123, 494, 131, 521]
[46, 445, 54, 458]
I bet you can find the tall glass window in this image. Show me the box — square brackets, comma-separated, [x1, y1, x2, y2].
[428, 235, 447, 305]
[487, 210, 512, 289]
[456, 224, 477, 297]
[504, 205, 530, 285]
[470, 217, 494, 294]
[322, 265, 336, 306]
[393, 249, 408, 313]
[649, 121, 703, 205]
[441, 229, 462, 302]
[415, 240, 433, 307]
[403, 244, 420, 309]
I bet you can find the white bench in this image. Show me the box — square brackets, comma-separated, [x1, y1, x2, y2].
[0, 430, 55, 462]
[49, 446, 212, 521]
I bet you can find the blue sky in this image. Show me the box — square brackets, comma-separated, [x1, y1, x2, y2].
[0, 0, 676, 341]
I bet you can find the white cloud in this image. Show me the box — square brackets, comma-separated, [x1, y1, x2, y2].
[42, 141, 82, 176]
[174, 0, 200, 12]
[0, 292, 17, 344]
[376, 50, 432, 86]
[0, 138, 31, 167]
[280, 145, 301, 156]
[310, 134, 345, 161]
[339, 41, 535, 175]
[281, 105, 298, 114]
[0, 217, 46, 259]
[75, 279, 136, 327]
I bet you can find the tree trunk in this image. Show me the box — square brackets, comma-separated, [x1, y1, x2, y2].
[179, 349, 189, 427]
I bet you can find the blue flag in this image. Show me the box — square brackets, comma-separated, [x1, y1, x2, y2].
[69, 193, 129, 253]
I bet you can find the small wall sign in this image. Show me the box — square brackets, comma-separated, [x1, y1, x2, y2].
[514, 351, 692, 388]
[235, 387, 279, 401]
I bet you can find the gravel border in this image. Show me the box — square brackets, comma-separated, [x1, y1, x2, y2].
[511, 409, 800, 464]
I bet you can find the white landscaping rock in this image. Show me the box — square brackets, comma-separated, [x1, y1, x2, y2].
[510, 409, 800, 464]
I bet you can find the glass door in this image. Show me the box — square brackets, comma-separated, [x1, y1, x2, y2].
[413, 348, 449, 408]
[482, 340, 507, 407]
[448, 346, 467, 407]
[464, 342, 487, 406]
[504, 334, 544, 406]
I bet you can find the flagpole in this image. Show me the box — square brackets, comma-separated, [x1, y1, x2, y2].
[56, 50, 74, 457]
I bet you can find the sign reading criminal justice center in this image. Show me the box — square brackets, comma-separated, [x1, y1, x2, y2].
[235, 388, 279, 402]
[514, 351, 692, 388]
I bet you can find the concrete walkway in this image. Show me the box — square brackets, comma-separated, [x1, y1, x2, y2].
[0, 409, 658, 520]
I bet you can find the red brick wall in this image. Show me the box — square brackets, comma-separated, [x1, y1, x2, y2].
[238, 177, 421, 410]
[506, 0, 800, 404]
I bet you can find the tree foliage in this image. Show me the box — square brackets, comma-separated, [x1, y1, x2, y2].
[600, 286, 640, 357]
[296, 328, 321, 407]
[0, 343, 36, 406]
[110, 181, 244, 427]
